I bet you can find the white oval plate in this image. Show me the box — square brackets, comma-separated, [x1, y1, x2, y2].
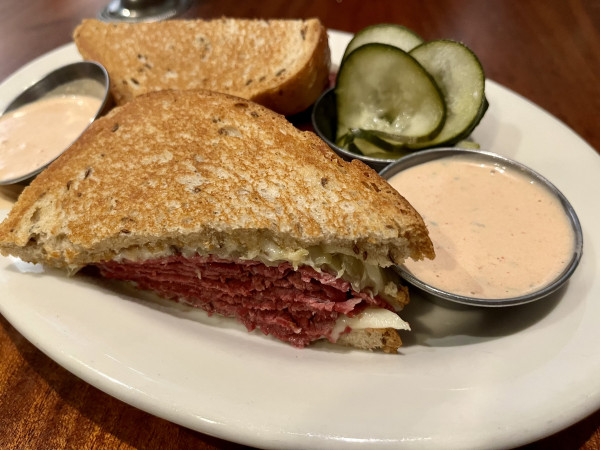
[1, 30, 600, 449]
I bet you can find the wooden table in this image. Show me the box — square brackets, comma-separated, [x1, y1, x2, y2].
[1, 1, 599, 448]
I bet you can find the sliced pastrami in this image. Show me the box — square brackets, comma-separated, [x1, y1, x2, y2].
[95, 255, 392, 348]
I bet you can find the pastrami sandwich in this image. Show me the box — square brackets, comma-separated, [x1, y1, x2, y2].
[0, 89, 434, 352]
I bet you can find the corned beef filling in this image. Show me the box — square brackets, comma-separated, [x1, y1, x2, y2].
[95, 255, 393, 347]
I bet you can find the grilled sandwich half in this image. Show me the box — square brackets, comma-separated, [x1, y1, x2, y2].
[0, 89, 434, 352]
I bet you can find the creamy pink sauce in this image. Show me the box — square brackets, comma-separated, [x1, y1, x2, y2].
[0, 95, 101, 181]
[388, 154, 575, 299]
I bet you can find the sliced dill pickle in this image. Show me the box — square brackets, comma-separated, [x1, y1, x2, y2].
[409, 40, 486, 148]
[338, 129, 413, 156]
[335, 44, 446, 147]
[342, 23, 424, 61]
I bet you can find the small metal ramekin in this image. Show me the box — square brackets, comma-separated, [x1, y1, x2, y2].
[379, 147, 584, 307]
[0, 61, 110, 185]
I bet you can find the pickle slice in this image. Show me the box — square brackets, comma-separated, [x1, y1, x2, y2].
[350, 138, 408, 160]
[335, 44, 446, 147]
[410, 40, 486, 148]
[342, 23, 424, 61]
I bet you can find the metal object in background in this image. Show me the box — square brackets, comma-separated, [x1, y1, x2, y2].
[99, 0, 192, 22]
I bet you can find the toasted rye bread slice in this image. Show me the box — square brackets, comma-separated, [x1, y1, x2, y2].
[0, 89, 434, 270]
[0, 89, 433, 352]
[73, 18, 331, 116]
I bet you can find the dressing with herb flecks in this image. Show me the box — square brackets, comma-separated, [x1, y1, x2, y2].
[388, 154, 575, 299]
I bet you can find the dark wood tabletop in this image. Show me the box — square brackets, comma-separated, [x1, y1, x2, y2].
[1, 1, 599, 449]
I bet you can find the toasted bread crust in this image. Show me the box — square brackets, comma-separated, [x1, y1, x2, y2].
[336, 328, 403, 353]
[73, 18, 331, 116]
[0, 89, 434, 271]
